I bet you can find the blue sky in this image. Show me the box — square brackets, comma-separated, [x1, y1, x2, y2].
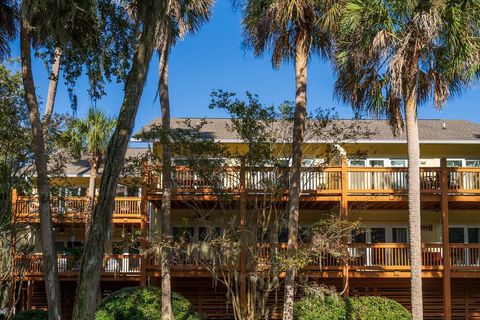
[11, 1, 480, 135]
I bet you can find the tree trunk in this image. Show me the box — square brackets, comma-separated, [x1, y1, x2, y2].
[72, 4, 159, 319]
[159, 48, 173, 320]
[20, 20, 63, 320]
[85, 163, 97, 239]
[282, 30, 308, 320]
[43, 46, 62, 130]
[405, 85, 423, 320]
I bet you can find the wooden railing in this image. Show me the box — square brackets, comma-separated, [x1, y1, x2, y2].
[14, 196, 142, 219]
[145, 165, 480, 196]
[450, 244, 480, 269]
[15, 244, 480, 277]
[14, 254, 142, 276]
[161, 243, 450, 270]
[447, 168, 480, 193]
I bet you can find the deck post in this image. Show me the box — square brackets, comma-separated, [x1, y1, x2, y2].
[340, 158, 349, 296]
[441, 158, 451, 319]
[239, 158, 247, 308]
[26, 280, 33, 310]
[140, 184, 148, 286]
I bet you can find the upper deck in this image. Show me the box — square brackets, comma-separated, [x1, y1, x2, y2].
[145, 163, 480, 210]
[13, 196, 143, 224]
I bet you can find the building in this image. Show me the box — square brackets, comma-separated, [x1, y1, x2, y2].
[12, 118, 480, 319]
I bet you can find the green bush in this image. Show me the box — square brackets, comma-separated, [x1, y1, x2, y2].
[13, 309, 48, 320]
[95, 287, 204, 320]
[294, 295, 411, 320]
[294, 295, 346, 320]
[346, 296, 411, 320]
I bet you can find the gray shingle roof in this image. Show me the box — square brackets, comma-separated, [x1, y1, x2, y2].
[139, 118, 480, 143]
[64, 147, 149, 177]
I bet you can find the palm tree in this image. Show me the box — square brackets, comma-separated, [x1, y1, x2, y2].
[241, 1, 339, 318]
[64, 107, 115, 237]
[73, 2, 167, 319]
[0, 0, 16, 60]
[20, 1, 109, 318]
[156, 2, 213, 319]
[334, 1, 480, 319]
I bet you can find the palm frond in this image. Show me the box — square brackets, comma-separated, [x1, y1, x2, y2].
[334, 0, 480, 134]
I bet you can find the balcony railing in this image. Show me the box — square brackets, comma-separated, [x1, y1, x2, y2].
[450, 244, 480, 269]
[14, 196, 142, 220]
[145, 166, 480, 196]
[14, 254, 142, 276]
[154, 243, 459, 271]
[14, 243, 480, 277]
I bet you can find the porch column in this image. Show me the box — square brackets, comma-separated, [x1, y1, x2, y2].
[26, 280, 33, 310]
[441, 157, 451, 319]
[239, 158, 247, 308]
[341, 158, 349, 296]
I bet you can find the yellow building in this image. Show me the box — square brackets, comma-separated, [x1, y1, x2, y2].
[13, 118, 480, 319]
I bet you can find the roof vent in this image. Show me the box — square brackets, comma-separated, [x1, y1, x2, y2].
[442, 122, 447, 130]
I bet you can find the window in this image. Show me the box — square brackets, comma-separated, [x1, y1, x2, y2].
[449, 228, 465, 243]
[127, 186, 139, 196]
[449, 227, 480, 244]
[369, 160, 384, 167]
[349, 160, 365, 167]
[466, 160, 480, 168]
[173, 227, 194, 241]
[299, 226, 311, 243]
[276, 159, 290, 167]
[447, 160, 463, 167]
[55, 242, 65, 255]
[392, 228, 408, 243]
[112, 242, 125, 254]
[257, 228, 271, 242]
[302, 158, 316, 167]
[172, 159, 190, 166]
[278, 228, 288, 243]
[129, 242, 140, 254]
[198, 227, 221, 241]
[371, 228, 386, 243]
[390, 159, 407, 167]
[468, 228, 480, 244]
[351, 228, 366, 243]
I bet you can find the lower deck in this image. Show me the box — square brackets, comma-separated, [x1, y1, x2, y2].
[16, 277, 480, 319]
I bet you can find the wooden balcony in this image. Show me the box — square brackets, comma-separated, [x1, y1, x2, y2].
[14, 243, 480, 280]
[145, 165, 480, 209]
[146, 242, 480, 278]
[15, 254, 142, 280]
[13, 196, 143, 223]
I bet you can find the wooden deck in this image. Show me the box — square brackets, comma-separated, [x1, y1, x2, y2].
[13, 196, 143, 223]
[15, 254, 142, 281]
[145, 164, 480, 209]
[15, 243, 480, 280]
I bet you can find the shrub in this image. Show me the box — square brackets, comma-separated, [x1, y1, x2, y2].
[294, 295, 346, 320]
[294, 295, 411, 320]
[346, 296, 411, 320]
[95, 287, 204, 320]
[13, 309, 48, 320]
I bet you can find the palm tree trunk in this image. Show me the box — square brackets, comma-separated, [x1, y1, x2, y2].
[159, 45, 173, 320]
[85, 163, 97, 239]
[282, 30, 308, 320]
[72, 4, 159, 319]
[43, 46, 62, 130]
[20, 19, 63, 320]
[405, 85, 423, 320]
